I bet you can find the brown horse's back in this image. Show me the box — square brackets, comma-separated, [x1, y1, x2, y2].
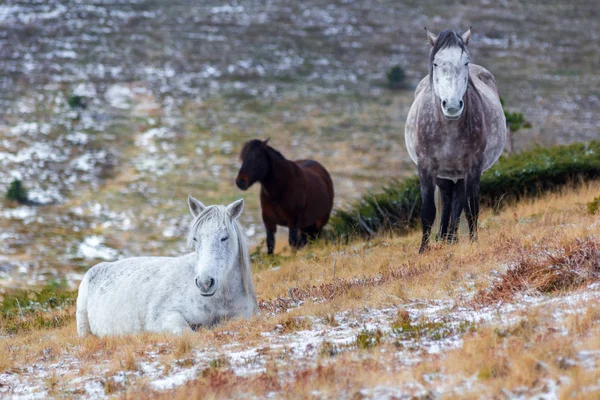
[295, 159, 334, 230]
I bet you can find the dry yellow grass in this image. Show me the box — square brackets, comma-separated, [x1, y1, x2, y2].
[1, 181, 599, 398]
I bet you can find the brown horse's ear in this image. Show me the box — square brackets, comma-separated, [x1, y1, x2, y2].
[262, 138, 270, 147]
[462, 27, 472, 46]
[425, 27, 437, 46]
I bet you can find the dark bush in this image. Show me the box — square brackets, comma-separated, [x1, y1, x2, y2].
[328, 141, 600, 239]
[387, 65, 406, 89]
[68, 95, 87, 110]
[6, 179, 28, 203]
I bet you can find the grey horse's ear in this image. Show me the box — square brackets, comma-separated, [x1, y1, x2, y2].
[462, 27, 472, 46]
[226, 198, 244, 220]
[425, 27, 437, 46]
[188, 195, 206, 218]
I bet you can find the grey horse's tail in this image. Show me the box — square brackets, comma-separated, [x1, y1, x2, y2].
[76, 274, 91, 337]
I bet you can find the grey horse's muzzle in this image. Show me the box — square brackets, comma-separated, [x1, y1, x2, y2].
[441, 99, 464, 120]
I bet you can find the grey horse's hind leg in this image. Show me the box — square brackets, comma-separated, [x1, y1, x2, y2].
[418, 168, 436, 253]
[465, 172, 481, 241]
[435, 179, 454, 241]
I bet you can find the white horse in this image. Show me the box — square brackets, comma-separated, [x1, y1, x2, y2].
[76, 197, 257, 337]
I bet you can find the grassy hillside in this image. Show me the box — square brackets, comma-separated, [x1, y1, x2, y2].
[1, 182, 599, 398]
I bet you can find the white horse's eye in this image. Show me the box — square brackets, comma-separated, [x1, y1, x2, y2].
[465, 62, 469, 66]
[221, 235, 229, 242]
[193, 237, 197, 242]
[433, 63, 438, 67]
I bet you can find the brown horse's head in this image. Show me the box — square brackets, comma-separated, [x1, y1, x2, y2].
[236, 139, 271, 190]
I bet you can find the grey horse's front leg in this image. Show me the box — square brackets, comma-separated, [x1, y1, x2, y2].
[465, 171, 481, 241]
[435, 178, 454, 241]
[448, 178, 466, 242]
[418, 168, 436, 253]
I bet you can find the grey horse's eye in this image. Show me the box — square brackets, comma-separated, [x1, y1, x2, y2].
[433, 63, 438, 67]
[221, 235, 229, 242]
[465, 62, 469, 66]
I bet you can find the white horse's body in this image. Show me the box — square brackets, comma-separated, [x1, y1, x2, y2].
[76, 198, 257, 337]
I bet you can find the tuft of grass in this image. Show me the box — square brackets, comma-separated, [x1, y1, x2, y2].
[588, 196, 600, 215]
[278, 316, 313, 333]
[390, 310, 476, 344]
[0, 280, 77, 335]
[175, 336, 193, 358]
[103, 376, 124, 394]
[6, 179, 28, 204]
[319, 341, 342, 357]
[328, 141, 600, 238]
[473, 237, 600, 305]
[355, 328, 383, 349]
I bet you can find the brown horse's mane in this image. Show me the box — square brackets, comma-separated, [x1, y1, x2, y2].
[240, 139, 287, 164]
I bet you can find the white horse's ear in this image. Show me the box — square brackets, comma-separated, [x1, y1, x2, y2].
[425, 27, 437, 46]
[462, 27, 472, 46]
[188, 195, 206, 218]
[226, 198, 244, 220]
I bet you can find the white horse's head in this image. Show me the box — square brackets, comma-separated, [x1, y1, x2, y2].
[426, 27, 472, 120]
[186, 196, 249, 298]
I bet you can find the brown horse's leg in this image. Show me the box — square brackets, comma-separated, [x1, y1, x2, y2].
[418, 168, 436, 253]
[289, 226, 301, 249]
[465, 172, 481, 241]
[436, 178, 454, 241]
[266, 229, 276, 254]
[300, 226, 320, 247]
[448, 178, 466, 242]
[263, 214, 277, 255]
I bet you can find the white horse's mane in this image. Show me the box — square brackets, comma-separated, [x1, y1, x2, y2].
[186, 205, 257, 309]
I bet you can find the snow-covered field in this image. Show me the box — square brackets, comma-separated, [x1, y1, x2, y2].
[2, 287, 599, 398]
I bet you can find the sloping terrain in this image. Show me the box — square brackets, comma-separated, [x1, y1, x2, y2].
[1, 182, 599, 398]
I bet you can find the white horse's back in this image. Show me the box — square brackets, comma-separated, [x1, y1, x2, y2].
[79, 255, 195, 337]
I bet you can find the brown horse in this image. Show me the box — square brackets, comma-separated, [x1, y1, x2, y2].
[235, 139, 334, 254]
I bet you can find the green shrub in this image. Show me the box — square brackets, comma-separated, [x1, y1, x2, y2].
[67, 95, 86, 110]
[500, 97, 531, 132]
[504, 110, 531, 132]
[6, 179, 28, 203]
[328, 141, 600, 239]
[387, 65, 406, 89]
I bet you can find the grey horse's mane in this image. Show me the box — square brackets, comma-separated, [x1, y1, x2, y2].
[186, 205, 257, 310]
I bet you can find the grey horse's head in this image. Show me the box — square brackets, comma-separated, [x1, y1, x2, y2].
[425, 27, 472, 120]
[186, 196, 246, 297]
